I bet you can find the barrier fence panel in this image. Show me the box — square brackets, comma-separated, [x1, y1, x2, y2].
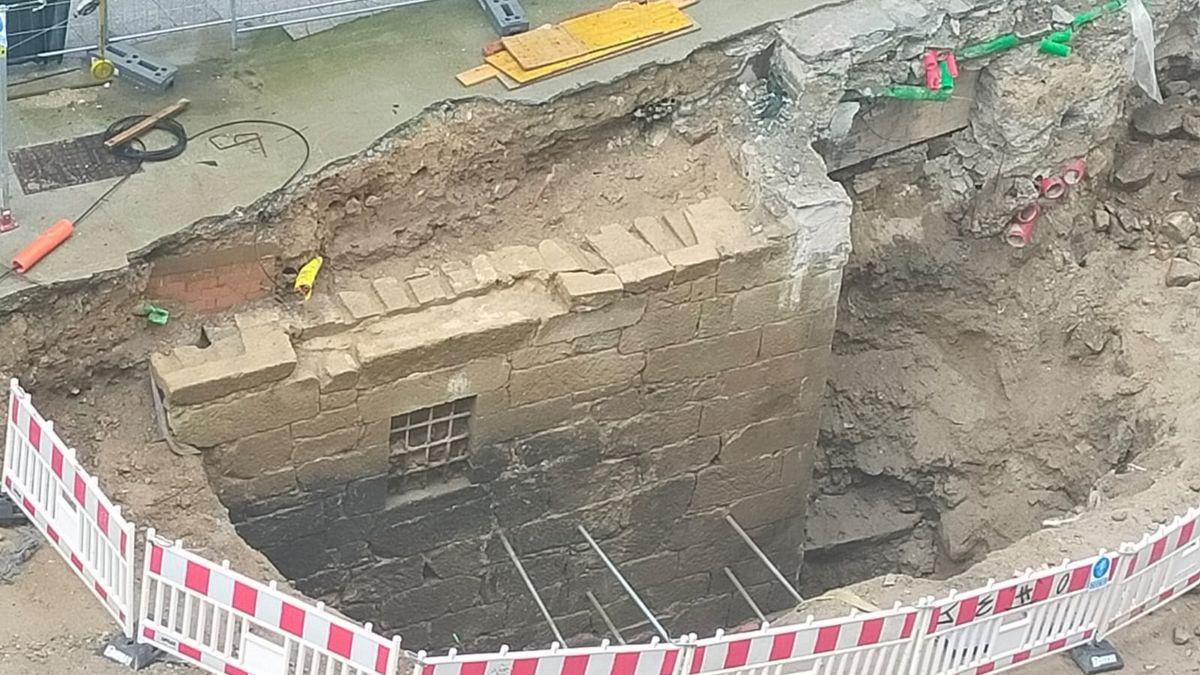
[418, 638, 683, 675]
[907, 551, 1119, 675]
[1098, 506, 1200, 639]
[2, 378, 137, 638]
[681, 605, 922, 675]
[139, 530, 403, 675]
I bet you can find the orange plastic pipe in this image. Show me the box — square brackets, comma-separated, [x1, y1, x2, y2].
[12, 219, 73, 273]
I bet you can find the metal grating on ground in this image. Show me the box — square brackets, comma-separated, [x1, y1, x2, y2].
[10, 133, 141, 195]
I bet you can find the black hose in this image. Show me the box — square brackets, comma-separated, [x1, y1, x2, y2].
[103, 115, 188, 162]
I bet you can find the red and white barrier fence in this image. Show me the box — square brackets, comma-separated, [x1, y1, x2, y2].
[1097, 506, 1200, 638]
[2, 378, 137, 638]
[681, 605, 919, 675]
[416, 638, 681, 675]
[908, 552, 1117, 674]
[139, 530, 404, 675]
[8, 373, 1200, 675]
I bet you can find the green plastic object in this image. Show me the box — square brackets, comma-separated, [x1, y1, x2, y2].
[1040, 37, 1072, 57]
[883, 85, 952, 101]
[938, 60, 954, 90]
[134, 302, 170, 325]
[959, 33, 1019, 59]
[1047, 28, 1074, 43]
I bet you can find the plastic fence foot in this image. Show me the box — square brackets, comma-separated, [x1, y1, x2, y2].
[101, 634, 162, 670]
[1069, 640, 1124, 674]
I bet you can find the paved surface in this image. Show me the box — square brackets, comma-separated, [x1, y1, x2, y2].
[0, 0, 828, 299]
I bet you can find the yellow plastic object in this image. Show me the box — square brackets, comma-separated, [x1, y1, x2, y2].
[294, 256, 323, 301]
[90, 57, 115, 81]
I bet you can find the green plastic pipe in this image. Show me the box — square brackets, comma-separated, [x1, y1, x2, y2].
[938, 60, 954, 90]
[883, 85, 952, 101]
[959, 33, 1019, 59]
[1047, 28, 1074, 43]
[1040, 37, 1072, 57]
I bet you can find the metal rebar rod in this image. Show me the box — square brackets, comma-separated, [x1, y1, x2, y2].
[236, 0, 434, 27]
[499, 531, 566, 646]
[585, 591, 625, 645]
[576, 525, 670, 642]
[725, 515, 804, 604]
[722, 567, 765, 623]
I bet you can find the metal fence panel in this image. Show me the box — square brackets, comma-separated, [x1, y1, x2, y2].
[1098, 507, 1200, 639]
[2, 378, 137, 637]
[907, 552, 1118, 675]
[139, 530, 404, 675]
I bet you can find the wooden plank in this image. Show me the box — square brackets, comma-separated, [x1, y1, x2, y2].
[561, 1, 692, 52]
[456, 63, 503, 87]
[486, 25, 699, 86]
[103, 99, 190, 149]
[501, 0, 692, 71]
[501, 25, 589, 70]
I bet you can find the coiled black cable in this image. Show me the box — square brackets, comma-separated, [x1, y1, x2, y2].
[102, 115, 189, 162]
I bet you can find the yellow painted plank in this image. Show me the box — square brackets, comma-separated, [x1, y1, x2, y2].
[456, 63, 503, 87]
[501, 25, 590, 70]
[560, 1, 692, 52]
[486, 24, 698, 85]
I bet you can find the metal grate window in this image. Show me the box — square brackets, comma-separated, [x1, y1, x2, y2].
[388, 397, 475, 480]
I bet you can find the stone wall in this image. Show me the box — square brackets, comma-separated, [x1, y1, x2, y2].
[150, 196, 842, 651]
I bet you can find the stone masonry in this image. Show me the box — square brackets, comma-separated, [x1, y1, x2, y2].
[150, 196, 842, 651]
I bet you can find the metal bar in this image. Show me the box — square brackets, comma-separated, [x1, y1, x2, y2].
[1, 8, 10, 215]
[576, 525, 670, 642]
[722, 567, 765, 623]
[725, 515, 804, 604]
[236, 0, 434, 26]
[585, 591, 626, 645]
[499, 531, 566, 646]
[228, 0, 237, 51]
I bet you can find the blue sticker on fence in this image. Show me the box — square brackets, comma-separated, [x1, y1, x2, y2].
[1088, 557, 1111, 591]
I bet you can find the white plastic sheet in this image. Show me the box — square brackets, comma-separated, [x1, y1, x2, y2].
[1129, 0, 1163, 103]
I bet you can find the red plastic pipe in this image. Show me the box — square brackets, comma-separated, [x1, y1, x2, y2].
[1038, 175, 1067, 199]
[12, 219, 73, 273]
[1062, 158, 1087, 185]
[922, 51, 940, 90]
[1007, 219, 1036, 248]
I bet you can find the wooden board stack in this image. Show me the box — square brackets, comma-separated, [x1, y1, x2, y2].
[457, 0, 699, 88]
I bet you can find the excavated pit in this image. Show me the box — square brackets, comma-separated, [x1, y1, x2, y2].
[9, 2, 1200, 666]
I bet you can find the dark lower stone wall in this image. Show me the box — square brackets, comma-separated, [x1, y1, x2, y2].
[229, 419, 808, 652]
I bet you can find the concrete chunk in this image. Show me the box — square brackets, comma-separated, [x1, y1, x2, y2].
[318, 351, 360, 392]
[372, 277, 417, 313]
[553, 272, 624, 308]
[407, 272, 451, 305]
[539, 239, 596, 273]
[492, 245, 545, 279]
[152, 326, 297, 407]
[662, 209, 697, 246]
[441, 260, 484, 296]
[684, 197, 757, 254]
[666, 244, 720, 283]
[614, 256, 673, 293]
[300, 295, 356, 338]
[338, 289, 385, 321]
[586, 224, 657, 267]
[471, 254, 500, 287]
[633, 216, 685, 253]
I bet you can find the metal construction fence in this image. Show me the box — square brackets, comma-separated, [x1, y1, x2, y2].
[5, 0, 448, 62]
[5, 376, 1200, 675]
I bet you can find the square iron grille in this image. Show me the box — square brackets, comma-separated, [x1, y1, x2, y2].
[388, 397, 475, 478]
